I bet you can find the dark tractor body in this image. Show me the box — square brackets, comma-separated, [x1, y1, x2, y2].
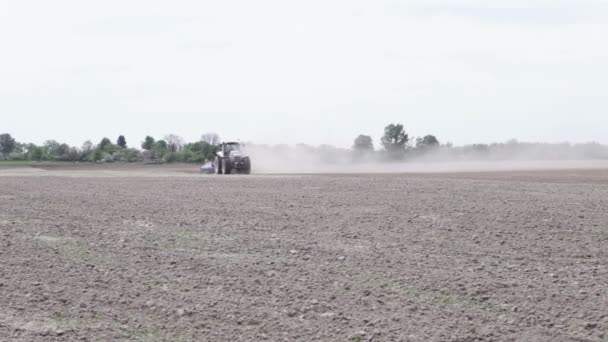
[214, 142, 251, 175]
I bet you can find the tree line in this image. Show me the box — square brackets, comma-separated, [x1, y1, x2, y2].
[0, 132, 221, 163]
[352, 123, 442, 159]
[352, 124, 608, 160]
[1, 123, 607, 163]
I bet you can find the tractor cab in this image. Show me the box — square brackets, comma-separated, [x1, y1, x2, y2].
[217, 142, 241, 158]
[223, 142, 241, 153]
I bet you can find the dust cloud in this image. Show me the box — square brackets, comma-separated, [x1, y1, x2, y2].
[243, 143, 608, 174]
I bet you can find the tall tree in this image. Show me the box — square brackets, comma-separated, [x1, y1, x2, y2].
[98, 137, 114, 153]
[155, 140, 168, 149]
[41, 140, 58, 160]
[142, 136, 155, 150]
[27, 144, 43, 161]
[82, 140, 93, 152]
[56, 143, 71, 160]
[80, 140, 94, 162]
[165, 134, 184, 153]
[353, 135, 374, 152]
[381, 124, 409, 154]
[117, 135, 127, 148]
[416, 135, 440, 149]
[92, 148, 103, 162]
[201, 133, 220, 146]
[0, 133, 16, 159]
[151, 140, 168, 160]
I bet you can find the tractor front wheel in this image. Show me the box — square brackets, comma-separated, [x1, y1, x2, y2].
[243, 159, 251, 175]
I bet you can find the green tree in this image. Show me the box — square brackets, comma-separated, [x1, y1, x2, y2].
[98, 137, 115, 153]
[81, 140, 94, 161]
[155, 140, 167, 149]
[202, 142, 217, 161]
[27, 144, 43, 161]
[381, 124, 409, 156]
[151, 140, 168, 161]
[92, 148, 103, 162]
[163, 152, 179, 163]
[0, 133, 17, 159]
[180, 142, 210, 163]
[165, 134, 184, 153]
[353, 135, 374, 152]
[42, 140, 61, 160]
[117, 135, 127, 148]
[142, 136, 155, 150]
[416, 135, 440, 149]
[66, 147, 81, 161]
[12, 143, 27, 160]
[56, 143, 71, 161]
[113, 148, 141, 162]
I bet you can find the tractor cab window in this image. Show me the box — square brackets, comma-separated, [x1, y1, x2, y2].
[225, 144, 240, 152]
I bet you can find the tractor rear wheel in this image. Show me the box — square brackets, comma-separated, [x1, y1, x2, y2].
[222, 159, 232, 175]
[214, 157, 222, 174]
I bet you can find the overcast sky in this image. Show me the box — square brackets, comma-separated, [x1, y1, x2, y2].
[1, 0, 607, 148]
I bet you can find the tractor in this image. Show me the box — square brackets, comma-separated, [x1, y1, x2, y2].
[214, 142, 251, 175]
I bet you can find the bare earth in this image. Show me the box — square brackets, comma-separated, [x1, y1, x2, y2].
[1, 166, 607, 341]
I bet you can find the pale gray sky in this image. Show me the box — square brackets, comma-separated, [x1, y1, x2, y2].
[1, 0, 607, 148]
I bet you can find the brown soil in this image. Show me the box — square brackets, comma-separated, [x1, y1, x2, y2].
[1, 169, 607, 341]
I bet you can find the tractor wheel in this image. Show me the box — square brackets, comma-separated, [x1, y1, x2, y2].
[222, 159, 232, 175]
[243, 159, 251, 175]
[214, 157, 222, 174]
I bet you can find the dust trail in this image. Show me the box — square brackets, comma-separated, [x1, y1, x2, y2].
[244, 144, 608, 174]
